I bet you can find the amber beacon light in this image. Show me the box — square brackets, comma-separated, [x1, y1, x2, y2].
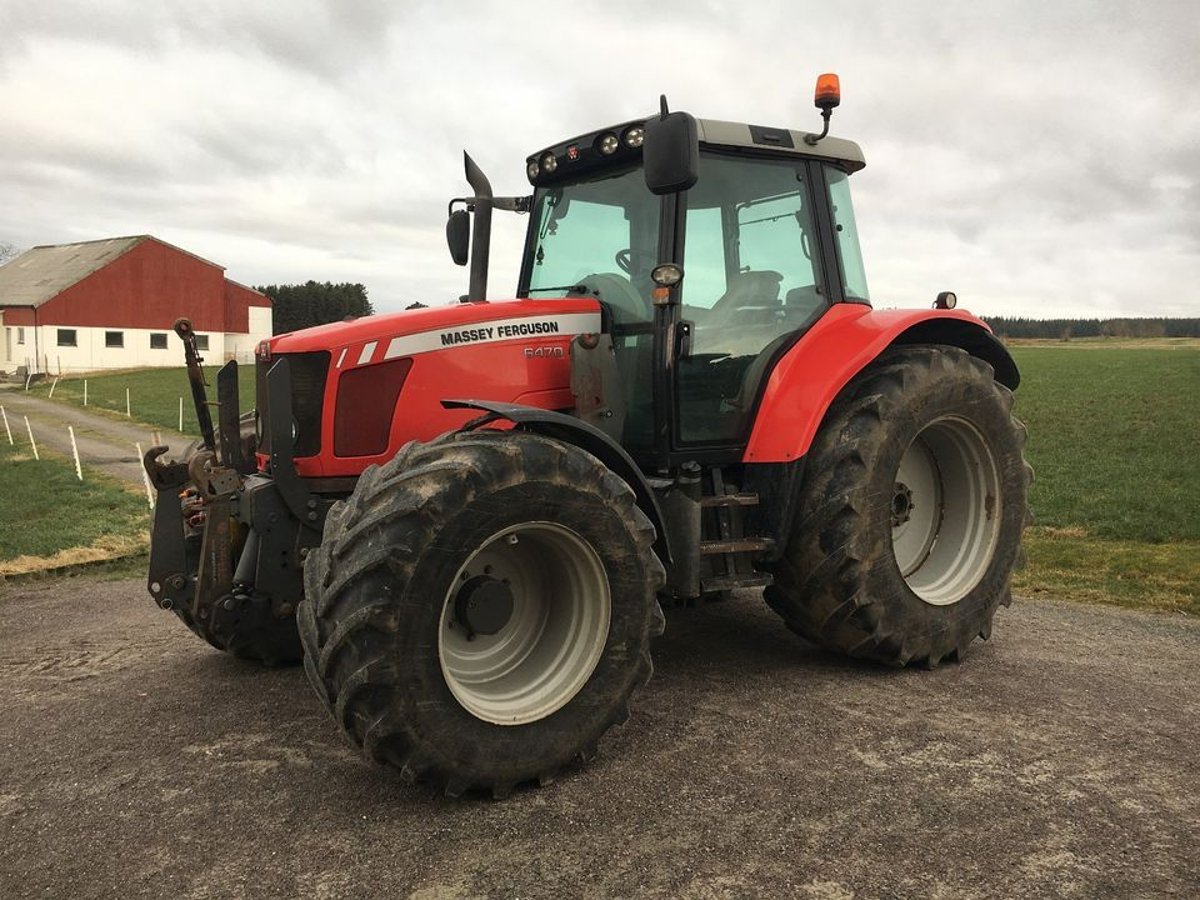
[805, 73, 842, 145]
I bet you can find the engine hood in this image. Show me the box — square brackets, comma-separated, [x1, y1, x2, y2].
[266, 297, 603, 357]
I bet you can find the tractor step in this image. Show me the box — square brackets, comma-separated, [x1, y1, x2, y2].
[700, 492, 760, 508]
[701, 572, 774, 592]
[700, 537, 776, 555]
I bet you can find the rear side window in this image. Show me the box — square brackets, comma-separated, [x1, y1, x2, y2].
[826, 167, 870, 301]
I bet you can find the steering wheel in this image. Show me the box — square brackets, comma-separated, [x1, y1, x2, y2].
[615, 248, 658, 276]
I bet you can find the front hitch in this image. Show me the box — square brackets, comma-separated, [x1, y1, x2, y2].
[146, 320, 250, 617]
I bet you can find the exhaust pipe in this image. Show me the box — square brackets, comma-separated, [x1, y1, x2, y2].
[464, 151, 493, 302]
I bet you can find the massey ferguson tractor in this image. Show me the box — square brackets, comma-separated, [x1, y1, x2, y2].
[145, 75, 1031, 797]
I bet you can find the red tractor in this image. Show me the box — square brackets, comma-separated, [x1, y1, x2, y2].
[146, 76, 1030, 797]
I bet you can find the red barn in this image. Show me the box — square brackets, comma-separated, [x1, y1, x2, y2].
[0, 235, 272, 375]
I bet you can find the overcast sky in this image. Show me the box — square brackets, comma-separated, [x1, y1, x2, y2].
[1, 1, 1196, 319]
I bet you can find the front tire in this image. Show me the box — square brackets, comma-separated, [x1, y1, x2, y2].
[298, 431, 665, 797]
[765, 345, 1031, 667]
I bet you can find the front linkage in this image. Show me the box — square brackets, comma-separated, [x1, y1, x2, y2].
[142, 318, 324, 663]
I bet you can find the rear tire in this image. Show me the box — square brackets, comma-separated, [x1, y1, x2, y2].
[765, 345, 1032, 666]
[298, 430, 665, 797]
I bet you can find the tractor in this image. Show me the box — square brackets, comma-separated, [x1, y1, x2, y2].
[145, 75, 1031, 797]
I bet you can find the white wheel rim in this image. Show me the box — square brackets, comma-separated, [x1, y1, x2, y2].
[891, 416, 1001, 606]
[438, 522, 611, 725]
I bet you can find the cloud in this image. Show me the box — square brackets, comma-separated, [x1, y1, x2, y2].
[0, 0, 1197, 317]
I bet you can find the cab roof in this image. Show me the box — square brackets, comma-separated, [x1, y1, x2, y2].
[526, 114, 865, 189]
[696, 118, 865, 173]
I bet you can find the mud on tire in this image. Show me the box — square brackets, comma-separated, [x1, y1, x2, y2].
[765, 345, 1033, 667]
[298, 430, 666, 797]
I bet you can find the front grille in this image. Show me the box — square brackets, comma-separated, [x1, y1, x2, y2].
[255, 351, 331, 459]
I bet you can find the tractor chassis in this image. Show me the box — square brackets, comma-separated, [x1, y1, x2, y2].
[143, 355, 330, 635]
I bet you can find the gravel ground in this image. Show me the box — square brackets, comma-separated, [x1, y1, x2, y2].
[1, 574, 1197, 899]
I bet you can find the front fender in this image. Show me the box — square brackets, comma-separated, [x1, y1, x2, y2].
[442, 399, 672, 565]
[742, 304, 1018, 463]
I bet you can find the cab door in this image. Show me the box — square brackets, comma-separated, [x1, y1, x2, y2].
[675, 153, 830, 448]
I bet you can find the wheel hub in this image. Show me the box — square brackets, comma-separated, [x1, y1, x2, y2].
[454, 575, 515, 637]
[438, 522, 612, 726]
[891, 416, 1001, 607]
[891, 482, 914, 527]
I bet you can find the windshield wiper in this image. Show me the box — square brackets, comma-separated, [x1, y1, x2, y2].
[528, 284, 589, 295]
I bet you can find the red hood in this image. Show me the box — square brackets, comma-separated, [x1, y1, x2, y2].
[268, 297, 602, 355]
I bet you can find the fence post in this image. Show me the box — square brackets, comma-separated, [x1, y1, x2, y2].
[179, 397, 184, 432]
[0, 405, 12, 445]
[84, 379, 89, 406]
[135, 442, 154, 509]
[126, 387, 131, 417]
[69, 426, 83, 481]
[48, 376, 60, 398]
[24, 416, 39, 460]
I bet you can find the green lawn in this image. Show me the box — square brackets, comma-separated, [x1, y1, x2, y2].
[14, 344, 1200, 614]
[1009, 342, 1199, 614]
[0, 440, 149, 575]
[1010, 344, 1200, 542]
[29, 364, 256, 438]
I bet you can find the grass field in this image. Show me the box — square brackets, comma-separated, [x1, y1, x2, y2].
[16, 342, 1200, 614]
[1009, 343, 1199, 542]
[0, 440, 149, 576]
[1009, 342, 1199, 614]
[28, 364, 255, 438]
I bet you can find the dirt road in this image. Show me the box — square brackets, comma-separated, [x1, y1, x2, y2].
[0, 387, 185, 486]
[1, 574, 1196, 899]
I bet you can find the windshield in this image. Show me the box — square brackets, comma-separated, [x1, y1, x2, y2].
[525, 164, 660, 326]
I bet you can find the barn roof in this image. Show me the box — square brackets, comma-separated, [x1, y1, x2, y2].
[0, 235, 229, 308]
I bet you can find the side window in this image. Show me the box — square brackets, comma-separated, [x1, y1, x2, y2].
[826, 167, 869, 301]
[195, 334, 210, 351]
[150, 333, 168, 349]
[16, 327, 24, 345]
[677, 155, 827, 444]
[679, 206, 726, 310]
[57, 329, 77, 347]
[105, 330, 124, 348]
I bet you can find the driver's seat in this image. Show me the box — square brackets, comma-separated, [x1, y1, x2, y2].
[709, 270, 783, 319]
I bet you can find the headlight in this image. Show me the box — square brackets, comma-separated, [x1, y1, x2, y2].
[623, 125, 645, 148]
[597, 133, 619, 155]
[541, 153, 557, 173]
[527, 160, 540, 181]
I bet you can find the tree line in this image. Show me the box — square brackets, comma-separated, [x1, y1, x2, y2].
[982, 317, 1200, 340]
[255, 282, 374, 335]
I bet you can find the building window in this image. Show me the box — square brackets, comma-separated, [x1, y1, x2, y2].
[57, 329, 77, 347]
[16, 327, 23, 345]
[150, 332, 168, 350]
[105, 330, 124, 348]
[195, 334, 210, 351]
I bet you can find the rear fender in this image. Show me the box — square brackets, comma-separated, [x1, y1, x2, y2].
[443, 400, 672, 565]
[743, 304, 1018, 463]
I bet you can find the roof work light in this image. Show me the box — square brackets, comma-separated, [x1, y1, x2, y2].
[804, 72, 841, 146]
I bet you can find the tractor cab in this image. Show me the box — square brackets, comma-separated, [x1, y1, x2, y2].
[455, 81, 871, 468]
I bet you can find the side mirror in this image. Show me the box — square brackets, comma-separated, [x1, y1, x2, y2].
[446, 209, 470, 266]
[643, 100, 699, 195]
